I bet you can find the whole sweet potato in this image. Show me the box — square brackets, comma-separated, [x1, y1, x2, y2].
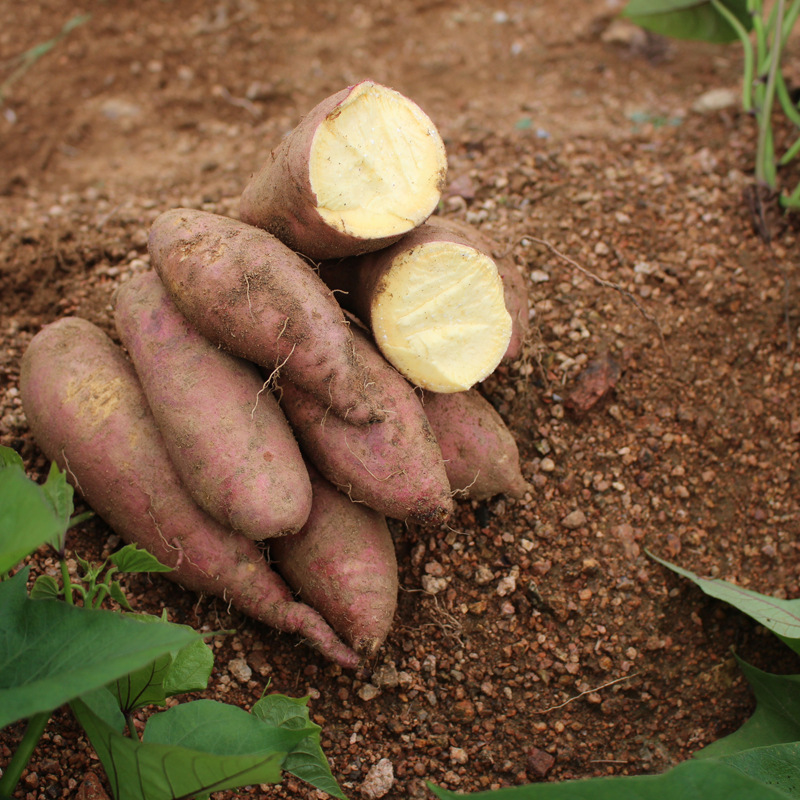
[240, 80, 447, 260]
[277, 324, 453, 525]
[148, 207, 383, 426]
[114, 270, 312, 539]
[422, 388, 530, 501]
[19, 317, 359, 668]
[270, 464, 398, 659]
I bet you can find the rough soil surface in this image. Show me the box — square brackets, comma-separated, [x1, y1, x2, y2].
[2, 1, 800, 799]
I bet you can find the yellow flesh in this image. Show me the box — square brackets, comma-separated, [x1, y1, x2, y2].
[372, 243, 512, 392]
[309, 82, 446, 238]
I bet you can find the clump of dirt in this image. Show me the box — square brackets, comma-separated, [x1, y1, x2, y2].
[2, 1, 799, 798]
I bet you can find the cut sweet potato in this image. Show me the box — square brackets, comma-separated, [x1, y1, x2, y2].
[276, 323, 453, 525]
[319, 221, 511, 393]
[422, 388, 530, 501]
[240, 80, 447, 260]
[19, 317, 359, 668]
[114, 270, 312, 539]
[270, 464, 398, 659]
[148, 207, 383, 426]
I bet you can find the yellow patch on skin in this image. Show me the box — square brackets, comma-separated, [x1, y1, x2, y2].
[309, 82, 446, 238]
[64, 371, 126, 431]
[372, 242, 512, 392]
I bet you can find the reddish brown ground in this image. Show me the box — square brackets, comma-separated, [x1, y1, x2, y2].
[2, 1, 799, 799]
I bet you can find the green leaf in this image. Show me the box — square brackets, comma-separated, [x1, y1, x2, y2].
[252, 694, 346, 799]
[0, 467, 63, 574]
[73, 693, 287, 800]
[623, 0, 752, 43]
[0, 445, 24, 469]
[108, 580, 133, 611]
[648, 553, 800, 654]
[107, 615, 213, 712]
[29, 574, 62, 600]
[697, 659, 800, 758]
[0, 570, 199, 728]
[427, 752, 799, 798]
[144, 699, 313, 754]
[162, 637, 214, 697]
[720, 741, 800, 797]
[110, 653, 171, 713]
[40, 461, 74, 550]
[109, 543, 172, 574]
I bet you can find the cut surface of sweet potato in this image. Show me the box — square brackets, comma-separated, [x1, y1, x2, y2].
[308, 82, 446, 239]
[372, 240, 510, 392]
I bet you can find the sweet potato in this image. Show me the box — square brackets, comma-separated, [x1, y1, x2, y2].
[148, 207, 383, 426]
[113, 270, 312, 539]
[19, 317, 359, 668]
[422, 216, 530, 361]
[240, 80, 447, 260]
[318, 221, 511, 393]
[421, 388, 530, 501]
[269, 464, 398, 659]
[276, 323, 453, 525]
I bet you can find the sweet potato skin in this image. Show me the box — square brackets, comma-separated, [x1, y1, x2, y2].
[422, 388, 530, 501]
[113, 270, 312, 539]
[148, 207, 382, 425]
[19, 317, 359, 668]
[270, 464, 398, 659]
[277, 324, 453, 525]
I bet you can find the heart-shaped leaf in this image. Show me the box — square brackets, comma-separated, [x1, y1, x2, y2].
[73, 691, 291, 800]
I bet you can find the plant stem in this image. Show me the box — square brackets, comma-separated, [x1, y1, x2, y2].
[60, 559, 73, 605]
[712, 0, 756, 110]
[0, 711, 50, 796]
[756, 0, 786, 188]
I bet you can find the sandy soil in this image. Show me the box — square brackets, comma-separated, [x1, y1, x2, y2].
[1, 1, 799, 798]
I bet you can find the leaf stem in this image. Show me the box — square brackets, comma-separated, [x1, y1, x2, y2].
[756, 0, 786, 187]
[60, 559, 74, 605]
[0, 711, 51, 796]
[711, 0, 755, 110]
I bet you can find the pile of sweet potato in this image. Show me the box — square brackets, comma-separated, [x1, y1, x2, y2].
[19, 81, 530, 667]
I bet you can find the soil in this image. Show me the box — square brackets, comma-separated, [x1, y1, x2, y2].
[2, 1, 800, 799]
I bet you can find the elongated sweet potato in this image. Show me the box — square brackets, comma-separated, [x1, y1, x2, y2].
[114, 270, 312, 539]
[422, 388, 530, 501]
[422, 216, 530, 361]
[277, 323, 453, 524]
[240, 80, 447, 260]
[270, 464, 398, 659]
[148, 207, 383, 425]
[318, 221, 511, 393]
[19, 317, 359, 668]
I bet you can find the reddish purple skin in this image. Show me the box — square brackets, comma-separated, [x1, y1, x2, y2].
[114, 271, 312, 539]
[19, 317, 359, 669]
[277, 325, 453, 524]
[148, 207, 383, 426]
[270, 465, 398, 658]
[239, 82, 409, 261]
[422, 388, 530, 501]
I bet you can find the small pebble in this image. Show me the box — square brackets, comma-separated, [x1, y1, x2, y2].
[358, 683, 380, 701]
[228, 657, 252, 683]
[360, 758, 394, 799]
[561, 510, 587, 530]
